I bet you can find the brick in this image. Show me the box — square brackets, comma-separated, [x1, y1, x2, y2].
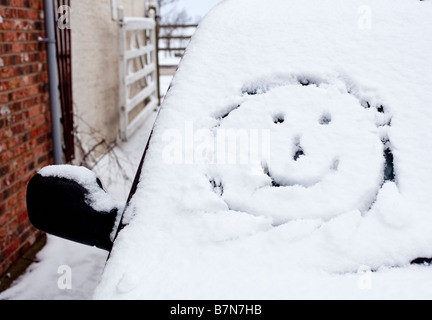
[28, 160, 35, 171]
[0, 19, 11, 31]
[4, 31, 18, 42]
[11, 42, 25, 53]
[0, 149, 14, 162]
[6, 193, 18, 208]
[37, 153, 46, 164]
[27, 84, 40, 96]
[10, 111, 24, 123]
[6, 77, 20, 90]
[7, 135, 20, 147]
[26, 104, 40, 118]
[7, 216, 20, 233]
[0, 43, 9, 54]
[34, 21, 42, 30]
[0, 93, 9, 104]
[5, 238, 20, 258]
[3, 8, 18, 19]
[0, 128, 13, 140]
[0, 67, 15, 78]
[0, 141, 6, 153]
[30, 113, 45, 127]
[11, 0, 24, 6]
[27, 9, 39, 20]
[0, 0, 52, 278]
[3, 183, 16, 199]
[1, 171, 15, 188]
[12, 144, 25, 158]
[8, 19, 21, 30]
[0, 210, 12, 228]
[11, 122, 25, 134]
[17, 222, 33, 240]
[0, 226, 6, 239]
[15, 164, 29, 178]
[29, 0, 41, 10]
[0, 165, 9, 177]
[17, 208, 28, 224]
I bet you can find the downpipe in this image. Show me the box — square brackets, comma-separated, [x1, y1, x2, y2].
[42, 0, 63, 164]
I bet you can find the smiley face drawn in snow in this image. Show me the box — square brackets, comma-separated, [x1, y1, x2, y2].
[208, 74, 394, 225]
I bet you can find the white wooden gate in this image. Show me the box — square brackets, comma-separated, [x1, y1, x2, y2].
[118, 6, 158, 141]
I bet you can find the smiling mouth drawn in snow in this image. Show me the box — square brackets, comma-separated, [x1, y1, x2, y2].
[208, 74, 395, 225]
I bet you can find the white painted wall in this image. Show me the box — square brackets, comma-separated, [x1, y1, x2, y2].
[71, 0, 147, 165]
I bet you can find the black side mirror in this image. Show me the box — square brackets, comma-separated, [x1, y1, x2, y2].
[26, 166, 122, 251]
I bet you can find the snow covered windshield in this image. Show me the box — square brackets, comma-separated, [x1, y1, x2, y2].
[95, 0, 432, 299]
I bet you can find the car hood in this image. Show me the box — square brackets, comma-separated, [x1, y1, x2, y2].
[95, 0, 432, 299]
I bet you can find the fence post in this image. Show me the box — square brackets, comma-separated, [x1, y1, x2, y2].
[111, 0, 118, 21]
[118, 7, 128, 141]
[148, 0, 161, 106]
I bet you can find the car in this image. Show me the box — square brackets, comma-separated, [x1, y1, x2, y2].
[27, 0, 432, 299]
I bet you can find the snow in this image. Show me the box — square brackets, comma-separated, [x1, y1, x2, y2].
[39, 165, 124, 217]
[159, 75, 174, 99]
[2, 0, 432, 300]
[94, 0, 432, 299]
[159, 55, 181, 67]
[167, 0, 224, 19]
[0, 237, 108, 300]
[0, 111, 158, 300]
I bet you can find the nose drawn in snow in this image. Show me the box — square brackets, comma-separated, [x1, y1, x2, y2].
[273, 113, 285, 124]
[331, 158, 340, 171]
[319, 113, 332, 125]
[384, 148, 395, 182]
[382, 138, 395, 183]
[293, 136, 305, 161]
[209, 178, 224, 197]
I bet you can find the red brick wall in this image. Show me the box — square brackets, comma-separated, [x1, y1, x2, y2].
[0, 0, 53, 276]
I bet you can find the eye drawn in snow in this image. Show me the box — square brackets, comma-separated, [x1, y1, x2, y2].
[207, 74, 397, 225]
[216, 104, 241, 121]
[244, 89, 260, 96]
[298, 78, 318, 87]
[212, 104, 242, 130]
